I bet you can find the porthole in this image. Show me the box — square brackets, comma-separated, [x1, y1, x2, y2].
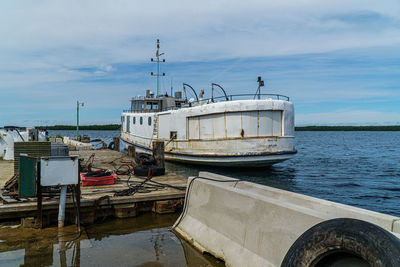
[140, 117, 143, 125]
[148, 117, 152, 126]
[133, 117, 136, 124]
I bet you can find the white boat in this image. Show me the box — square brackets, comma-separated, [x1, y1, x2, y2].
[120, 40, 296, 167]
[0, 126, 48, 160]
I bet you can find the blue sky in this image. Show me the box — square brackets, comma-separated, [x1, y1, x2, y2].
[0, 0, 399, 126]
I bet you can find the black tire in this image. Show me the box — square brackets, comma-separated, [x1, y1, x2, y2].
[134, 165, 165, 177]
[281, 218, 400, 267]
[135, 153, 156, 165]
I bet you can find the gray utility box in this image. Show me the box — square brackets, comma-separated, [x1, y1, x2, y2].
[40, 156, 79, 186]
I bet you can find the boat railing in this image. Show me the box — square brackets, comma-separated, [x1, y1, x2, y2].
[201, 93, 290, 102]
[123, 94, 289, 113]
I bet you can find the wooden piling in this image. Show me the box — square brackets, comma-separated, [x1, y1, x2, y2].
[127, 145, 136, 158]
[152, 141, 165, 168]
[113, 137, 120, 151]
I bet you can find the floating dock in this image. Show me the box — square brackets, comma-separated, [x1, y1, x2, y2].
[0, 149, 186, 227]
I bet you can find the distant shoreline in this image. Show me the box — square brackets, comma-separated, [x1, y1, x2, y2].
[35, 124, 400, 131]
[36, 124, 121, 130]
[295, 126, 400, 131]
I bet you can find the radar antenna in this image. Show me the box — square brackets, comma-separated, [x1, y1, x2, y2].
[254, 76, 265, 100]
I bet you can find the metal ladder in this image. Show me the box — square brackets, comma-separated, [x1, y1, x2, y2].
[152, 115, 159, 140]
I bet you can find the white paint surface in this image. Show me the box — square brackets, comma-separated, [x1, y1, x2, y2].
[174, 172, 400, 267]
[40, 156, 79, 186]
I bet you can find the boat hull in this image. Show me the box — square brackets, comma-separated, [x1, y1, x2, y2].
[121, 99, 296, 167]
[120, 138, 296, 167]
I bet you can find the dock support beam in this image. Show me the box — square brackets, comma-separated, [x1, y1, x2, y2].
[152, 141, 165, 168]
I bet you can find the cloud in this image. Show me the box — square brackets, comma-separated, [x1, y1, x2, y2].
[0, 1, 399, 125]
[1, 0, 400, 63]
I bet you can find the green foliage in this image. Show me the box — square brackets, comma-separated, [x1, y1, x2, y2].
[295, 126, 400, 131]
[35, 124, 121, 130]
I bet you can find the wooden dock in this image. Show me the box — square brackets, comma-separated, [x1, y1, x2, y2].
[0, 149, 187, 227]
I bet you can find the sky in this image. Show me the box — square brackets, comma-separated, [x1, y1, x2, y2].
[0, 0, 400, 126]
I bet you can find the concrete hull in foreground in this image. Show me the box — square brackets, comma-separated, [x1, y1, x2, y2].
[173, 172, 400, 267]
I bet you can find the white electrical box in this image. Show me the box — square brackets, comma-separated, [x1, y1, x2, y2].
[40, 156, 79, 186]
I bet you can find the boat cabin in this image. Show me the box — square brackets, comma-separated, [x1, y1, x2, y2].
[130, 90, 186, 113]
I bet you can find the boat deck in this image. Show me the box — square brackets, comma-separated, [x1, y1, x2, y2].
[0, 149, 187, 227]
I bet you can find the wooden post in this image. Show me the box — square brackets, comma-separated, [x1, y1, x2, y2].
[113, 137, 120, 151]
[128, 145, 136, 158]
[152, 141, 165, 168]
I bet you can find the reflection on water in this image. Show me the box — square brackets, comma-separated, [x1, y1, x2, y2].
[165, 161, 297, 191]
[0, 213, 224, 267]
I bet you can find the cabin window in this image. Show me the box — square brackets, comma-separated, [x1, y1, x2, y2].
[148, 117, 152, 126]
[140, 117, 143, 125]
[126, 116, 130, 133]
[133, 117, 136, 124]
[145, 102, 159, 110]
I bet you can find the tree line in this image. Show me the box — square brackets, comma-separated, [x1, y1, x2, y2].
[295, 126, 400, 131]
[35, 124, 121, 130]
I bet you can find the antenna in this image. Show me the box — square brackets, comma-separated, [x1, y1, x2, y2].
[171, 77, 173, 97]
[150, 39, 166, 97]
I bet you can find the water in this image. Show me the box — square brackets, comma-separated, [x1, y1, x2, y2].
[7, 129, 397, 266]
[48, 130, 120, 148]
[49, 130, 400, 215]
[168, 131, 400, 217]
[0, 213, 223, 267]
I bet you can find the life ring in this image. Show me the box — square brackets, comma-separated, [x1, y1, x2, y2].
[135, 153, 156, 165]
[281, 218, 400, 267]
[134, 165, 165, 176]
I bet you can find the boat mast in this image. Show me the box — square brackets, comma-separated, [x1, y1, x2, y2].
[150, 39, 165, 97]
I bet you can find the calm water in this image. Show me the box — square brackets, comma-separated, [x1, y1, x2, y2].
[0, 213, 223, 267]
[50, 130, 400, 215]
[168, 131, 400, 217]
[7, 129, 395, 266]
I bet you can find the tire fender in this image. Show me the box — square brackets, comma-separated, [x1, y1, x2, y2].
[281, 218, 400, 267]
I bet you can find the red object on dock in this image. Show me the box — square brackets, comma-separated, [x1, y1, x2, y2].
[81, 171, 117, 186]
